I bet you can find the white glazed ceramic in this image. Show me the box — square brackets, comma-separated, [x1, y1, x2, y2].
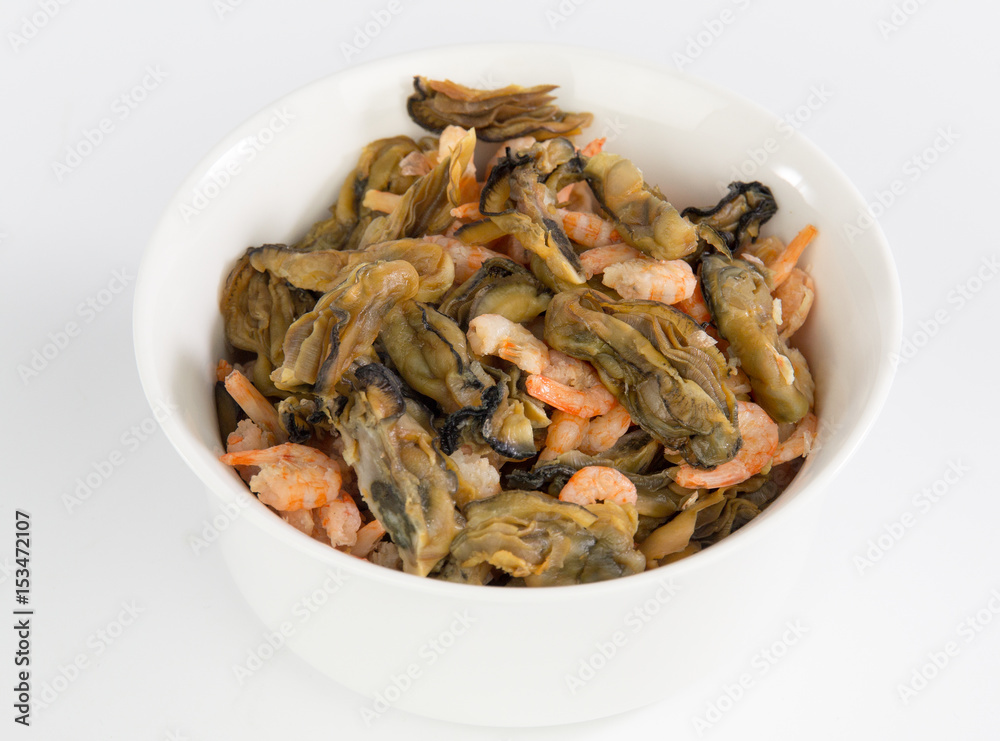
[134, 44, 901, 727]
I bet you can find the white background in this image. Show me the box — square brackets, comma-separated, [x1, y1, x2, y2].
[3, 0, 998, 738]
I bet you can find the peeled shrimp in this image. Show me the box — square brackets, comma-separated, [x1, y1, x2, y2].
[775, 268, 815, 340]
[558, 466, 637, 506]
[772, 412, 818, 465]
[578, 403, 632, 455]
[538, 410, 590, 462]
[225, 418, 277, 483]
[543, 350, 601, 388]
[525, 374, 617, 419]
[580, 137, 606, 157]
[674, 401, 779, 488]
[601, 258, 697, 304]
[224, 369, 286, 443]
[425, 235, 506, 283]
[362, 189, 402, 213]
[558, 209, 622, 248]
[768, 225, 817, 287]
[467, 314, 550, 374]
[675, 280, 713, 325]
[578, 244, 644, 279]
[450, 201, 483, 221]
[219, 442, 342, 511]
[350, 520, 387, 558]
[399, 150, 432, 177]
[317, 496, 362, 548]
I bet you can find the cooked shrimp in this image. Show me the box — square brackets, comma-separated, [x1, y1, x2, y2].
[674, 401, 779, 488]
[399, 150, 432, 177]
[317, 495, 362, 548]
[580, 136, 606, 157]
[450, 201, 483, 221]
[350, 519, 387, 558]
[216, 358, 234, 382]
[538, 410, 590, 462]
[775, 268, 815, 340]
[558, 209, 622, 248]
[219, 442, 342, 511]
[724, 367, 753, 397]
[525, 373, 617, 418]
[674, 280, 713, 325]
[224, 369, 286, 443]
[490, 235, 532, 267]
[425, 235, 506, 283]
[362, 189, 402, 213]
[542, 350, 601, 388]
[578, 403, 632, 455]
[467, 314, 550, 374]
[448, 447, 502, 499]
[226, 419, 277, 482]
[601, 258, 697, 304]
[280, 509, 316, 538]
[578, 244, 644, 279]
[768, 225, 817, 287]
[772, 412, 818, 465]
[558, 466, 637, 506]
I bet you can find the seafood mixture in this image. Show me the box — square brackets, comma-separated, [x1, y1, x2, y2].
[215, 76, 820, 586]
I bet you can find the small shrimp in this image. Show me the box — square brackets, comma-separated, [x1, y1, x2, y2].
[351, 519, 387, 558]
[280, 509, 316, 538]
[538, 410, 590, 462]
[425, 235, 507, 283]
[216, 358, 234, 382]
[674, 280, 713, 325]
[674, 401, 779, 488]
[224, 369, 286, 443]
[772, 412, 818, 465]
[601, 259, 697, 304]
[724, 367, 753, 397]
[448, 447, 502, 499]
[768, 225, 817, 287]
[578, 403, 632, 455]
[558, 209, 622, 248]
[317, 495, 363, 548]
[219, 442, 342, 511]
[775, 268, 815, 340]
[226, 418, 277, 482]
[450, 201, 483, 221]
[362, 189, 402, 214]
[580, 137, 606, 157]
[398, 150, 432, 177]
[578, 244, 644, 279]
[525, 373, 617, 419]
[490, 235, 532, 267]
[558, 466, 638, 506]
[543, 350, 601, 388]
[467, 314, 550, 374]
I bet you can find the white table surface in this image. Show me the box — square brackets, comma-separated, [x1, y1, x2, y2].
[3, 0, 998, 738]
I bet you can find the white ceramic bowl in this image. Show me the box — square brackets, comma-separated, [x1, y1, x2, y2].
[134, 43, 901, 727]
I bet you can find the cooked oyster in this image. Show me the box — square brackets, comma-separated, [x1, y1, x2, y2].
[544, 289, 741, 468]
[700, 253, 813, 423]
[583, 152, 698, 260]
[335, 363, 463, 576]
[406, 76, 593, 142]
[681, 181, 777, 253]
[271, 260, 419, 395]
[438, 257, 551, 329]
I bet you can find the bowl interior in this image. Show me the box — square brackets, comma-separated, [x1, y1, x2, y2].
[134, 43, 901, 595]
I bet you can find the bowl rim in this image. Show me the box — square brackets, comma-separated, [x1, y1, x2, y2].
[133, 41, 903, 603]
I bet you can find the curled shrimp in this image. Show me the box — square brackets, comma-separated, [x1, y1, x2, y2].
[525, 374, 617, 418]
[350, 520, 387, 558]
[768, 225, 817, 287]
[774, 268, 815, 340]
[219, 442, 342, 511]
[580, 137, 606, 157]
[538, 410, 590, 462]
[225, 418, 277, 482]
[773, 412, 818, 465]
[578, 244, 644, 279]
[467, 314, 549, 374]
[601, 258, 697, 304]
[224, 369, 286, 443]
[674, 401, 779, 488]
[558, 209, 622, 248]
[425, 235, 507, 283]
[317, 495, 362, 548]
[674, 279, 713, 325]
[578, 402, 632, 455]
[558, 466, 637, 506]
[450, 201, 483, 221]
